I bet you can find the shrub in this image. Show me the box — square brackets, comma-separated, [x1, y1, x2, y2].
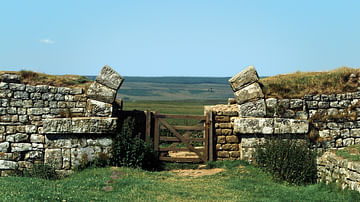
[111, 117, 160, 170]
[22, 162, 58, 180]
[254, 136, 317, 185]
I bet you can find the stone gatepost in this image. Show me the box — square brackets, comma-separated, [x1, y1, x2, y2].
[85, 65, 124, 117]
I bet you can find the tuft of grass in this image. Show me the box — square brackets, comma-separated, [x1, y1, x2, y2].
[336, 144, 360, 161]
[260, 67, 359, 99]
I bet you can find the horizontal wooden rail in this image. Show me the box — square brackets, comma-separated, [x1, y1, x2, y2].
[159, 157, 203, 163]
[160, 137, 204, 142]
[159, 147, 204, 152]
[155, 114, 206, 120]
[160, 124, 204, 131]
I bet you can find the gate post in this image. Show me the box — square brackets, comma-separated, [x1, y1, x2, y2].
[145, 110, 151, 144]
[153, 111, 160, 152]
[209, 111, 214, 161]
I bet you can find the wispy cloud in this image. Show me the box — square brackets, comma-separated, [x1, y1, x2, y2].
[40, 39, 55, 44]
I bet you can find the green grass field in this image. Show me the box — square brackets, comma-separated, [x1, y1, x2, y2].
[123, 100, 226, 115]
[1, 161, 359, 201]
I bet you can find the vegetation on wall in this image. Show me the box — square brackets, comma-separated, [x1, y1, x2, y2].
[111, 117, 159, 170]
[254, 136, 318, 185]
[260, 67, 359, 99]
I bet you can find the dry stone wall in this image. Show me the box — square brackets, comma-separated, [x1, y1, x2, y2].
[318, 151, 360, 192]
[0, 65, 123, 176]
[207, 65, 360, 192]
[207, 65, 360, 162]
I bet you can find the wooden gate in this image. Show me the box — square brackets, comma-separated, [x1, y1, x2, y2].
[146, 111, 214, 163]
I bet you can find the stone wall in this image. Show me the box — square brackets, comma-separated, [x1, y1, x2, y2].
[0, 65, 123, 176]
[317, 151, 360, 192]
[206, 66, 360, 162]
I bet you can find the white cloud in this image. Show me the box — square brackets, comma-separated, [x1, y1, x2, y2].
[40, 39, 55, 44]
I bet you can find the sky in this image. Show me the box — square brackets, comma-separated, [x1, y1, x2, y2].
[0, 0, 359, 77]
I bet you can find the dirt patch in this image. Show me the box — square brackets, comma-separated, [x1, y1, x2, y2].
[171, 168, 225, 177]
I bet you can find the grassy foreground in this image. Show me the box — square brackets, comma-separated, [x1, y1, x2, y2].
[0, 161, 359, 201]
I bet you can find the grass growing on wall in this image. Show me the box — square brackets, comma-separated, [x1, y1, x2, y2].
[260, 67, 359, 99]
[336, 144, 360, 162]
[0, 161, 359, 201]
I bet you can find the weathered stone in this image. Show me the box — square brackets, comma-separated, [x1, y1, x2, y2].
[71, 147, 97, 167]
[85, 99, 113, 117]
[226, 136, 239, 143]
[222, 144, 238, 151]
[306, 101, 318, 109]
[25, 151, 43, 160]
[238, 99, 266, 117]
[0, 160, 18, 169]
[290, 99, 303, 109]
[9, 83, 25, 91]
[13, 91, 29, 99]
[95, 65, 124, 90]
[45, 149, 62, 170]
[266, 98, 277, 116]
[86, 82, 117, 104]
[0, 142, 9, 152]
[11, 143, 32, 152]
[98, 138, 113, 147]
[7, 133, 28, 142]
[215, 116, 230, 122]
[30, 134, 45, 143]
[217, 151, 230, 158]
[295, 111, 308, 120]
[43, 117, 117, 134]
[234, 118, 273, 134]
[217, 136, 226, 144]
[70, 88, 83, 95]
[234, 82, 264, 105]
[318, 101, 330, 109]
[274, 118, 308, 134]
[229, 66, 259, 92]
[0, 74, 20, 83]
[343, 138, 354, 147]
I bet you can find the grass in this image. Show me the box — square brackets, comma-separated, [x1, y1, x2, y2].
[260, 67, 359, 99]
[1, 161, 359, 201]
[336, 144, 360, 162]
[0, 70, 92, 88]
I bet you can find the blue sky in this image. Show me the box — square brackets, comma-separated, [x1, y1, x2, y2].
[1, 0, 359, 77]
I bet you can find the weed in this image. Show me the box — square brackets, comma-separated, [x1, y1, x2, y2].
[22, 162, 59, 180]
[254, 135, 318, 185]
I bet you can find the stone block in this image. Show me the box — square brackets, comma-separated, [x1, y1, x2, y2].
[226, 136, 239, 143]
[229, 66, 259, 92]
[217, 151, 230, 158]
[234, 118, 273, 134]
[217, 136, 226, 144]
[222, 144, 238, 151]
[71, 147, 97, 167]
[7, 133, 28, 142]
[95, 65, 124, 90]
[238, 99, 266, 117]
[30, 134, 45, 143]
[234, 82, 264, 105]
[25, 151, 43, 160]
[306, 101, 318, 109]
[85, 99, 113, 117]
[229, 151, 240, 158]
[45, 149, 62, 170]
[9, 83, 25, 91]
[86, 82, 117, 104]
[98, 138, 113, 147]
[70, 88, 83, 95]
[43, 117, 117, 134]
[11, 143, 32, 152]
[0, 160, 18, 169]
[290, 99, 303, 109]
[274, 118, 308, 134]
[0, 74, 20, 83]
[265, 98, 277, 116]
[0, 142, 9, 152]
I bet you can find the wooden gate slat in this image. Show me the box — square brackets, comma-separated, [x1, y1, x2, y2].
[158, 118, 206, 162]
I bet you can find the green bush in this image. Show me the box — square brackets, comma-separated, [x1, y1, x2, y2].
[254, 136, 317, 185]
[111, 117, 160, 170]
[22, 162, 58, 180]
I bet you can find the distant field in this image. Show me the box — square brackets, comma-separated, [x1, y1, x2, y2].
[123, 100, 226, 115]
[116, 76, 234, 101]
